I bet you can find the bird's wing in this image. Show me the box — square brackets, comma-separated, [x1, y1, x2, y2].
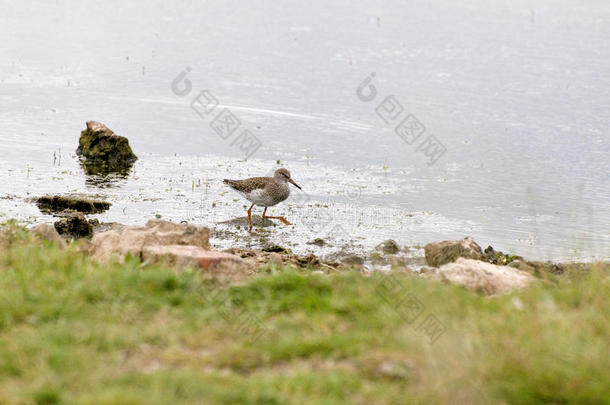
[223, 177, 269, 193]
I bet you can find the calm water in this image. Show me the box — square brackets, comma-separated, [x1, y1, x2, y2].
[1, 0, 609, 261]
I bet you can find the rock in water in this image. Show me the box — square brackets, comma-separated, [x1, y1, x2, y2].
[30, 223, 67, 248]
[307, 238, 326, 246]
[35, 195, 110, 215]
[423, 236, 483, 267]
[76, 121, 137, 174]
[375, 239, 400, 254]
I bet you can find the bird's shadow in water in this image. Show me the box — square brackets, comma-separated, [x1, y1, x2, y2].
[218, 215, 274, 228]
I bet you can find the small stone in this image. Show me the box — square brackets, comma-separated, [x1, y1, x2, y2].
[388, 256, 407, 267]
[369, 252, 387, 265]
[482, 245, 523, 265]
[267, 252, 284, 266]
[526, 261, 566, 275]
[377, 360, 413, 380]
[30, 223, 67, 247]
[376, 239, 400, 254]
[307, 238, 326, 246]
[423, 236, 483, 267]
[341, 254, 364, 266]
[419, 266, 438, 275]
[508, 260, 534, 272]
[296, 254, 320, 267]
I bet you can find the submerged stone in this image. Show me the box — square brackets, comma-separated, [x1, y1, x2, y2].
[36, 195, 110, 215]
[76, 121, 137, 175]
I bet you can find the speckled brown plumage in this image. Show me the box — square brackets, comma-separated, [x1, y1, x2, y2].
[222, 177, 269, 194]
[223, 168, 302, 232]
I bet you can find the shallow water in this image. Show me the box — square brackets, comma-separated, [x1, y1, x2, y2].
[1, 0, 609, 261]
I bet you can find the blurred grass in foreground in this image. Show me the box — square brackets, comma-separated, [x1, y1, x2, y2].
[0, 222, 608, 405]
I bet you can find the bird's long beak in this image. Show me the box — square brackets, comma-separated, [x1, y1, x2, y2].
[288, 178, 302, 190]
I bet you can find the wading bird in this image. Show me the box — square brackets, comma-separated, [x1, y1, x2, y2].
[223, 168, 302, 232]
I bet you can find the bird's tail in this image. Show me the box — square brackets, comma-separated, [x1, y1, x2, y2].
[223, 179, 238, 188]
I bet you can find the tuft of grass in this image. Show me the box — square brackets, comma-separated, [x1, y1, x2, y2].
[0, 224, 608, 404]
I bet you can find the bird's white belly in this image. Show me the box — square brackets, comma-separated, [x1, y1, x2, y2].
[241, 189, 279, 207]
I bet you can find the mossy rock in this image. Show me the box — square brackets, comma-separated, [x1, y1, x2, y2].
[54, 213, 93, 239]
[36, 195, 110, 215]
[482, 245, 523, 266]
[76, 121, 137, 175]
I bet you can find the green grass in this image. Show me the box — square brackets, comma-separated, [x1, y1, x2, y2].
[0, 223, 608, 404]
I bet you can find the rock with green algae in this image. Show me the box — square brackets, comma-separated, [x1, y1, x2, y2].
[76, 121, 137, 174]
[54, 213, 93, 239]
[482, 245, 523, 265]
[36, 195, 110, 215]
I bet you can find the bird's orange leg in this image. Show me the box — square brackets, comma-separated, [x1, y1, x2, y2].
[247, 203, 255, 232]
[262, 207, 292, 225]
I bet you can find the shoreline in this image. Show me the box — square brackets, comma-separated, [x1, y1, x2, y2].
[17, 215, 608, 296]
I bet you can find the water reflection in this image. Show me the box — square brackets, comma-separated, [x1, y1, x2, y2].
[84, 169, 132, 188]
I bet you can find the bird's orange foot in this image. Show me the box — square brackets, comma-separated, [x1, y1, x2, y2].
[262, 214, 292, 226]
